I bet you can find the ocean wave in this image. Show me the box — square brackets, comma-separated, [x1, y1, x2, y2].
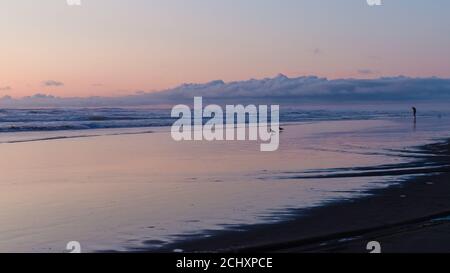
[0, 107, 447, 133]
[0, 130, 155, 144]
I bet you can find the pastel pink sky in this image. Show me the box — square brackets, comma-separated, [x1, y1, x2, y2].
[1, 0, 450, 98]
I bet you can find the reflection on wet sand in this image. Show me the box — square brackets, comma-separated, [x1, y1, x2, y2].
[1, 118, 450, 252]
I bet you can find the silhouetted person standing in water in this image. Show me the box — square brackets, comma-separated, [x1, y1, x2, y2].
[412, 107, 417, 119]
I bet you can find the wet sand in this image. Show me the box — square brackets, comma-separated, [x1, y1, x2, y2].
[1, 120, 403, 252]
[2, 119, 450, 252]
[158, 141, 450, 253]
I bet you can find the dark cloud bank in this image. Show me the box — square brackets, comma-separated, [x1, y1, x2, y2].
[2, 75, 450, 107]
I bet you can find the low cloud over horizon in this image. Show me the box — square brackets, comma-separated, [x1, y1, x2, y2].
[43, 80, 64, 87]
[1, 75, 450, 107]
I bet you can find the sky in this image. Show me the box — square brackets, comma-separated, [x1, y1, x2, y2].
[1, 0, 450, 98]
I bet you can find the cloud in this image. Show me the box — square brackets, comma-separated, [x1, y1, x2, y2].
[2, 75, 450, 107]
[30, 93, 55, 99]
[43, 80, 64, 87]
[0, 86, 11, 91]
[312, 48, 322, 55]
[357, 69, 377, 75]
[153, 75, 450, 103]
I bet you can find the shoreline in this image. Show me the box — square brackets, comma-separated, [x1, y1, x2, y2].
[151, 140, 450, 253]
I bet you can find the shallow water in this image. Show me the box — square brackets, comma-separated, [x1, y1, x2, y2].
[0, 117, 450, 252]
[0, 104, 448, 133]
